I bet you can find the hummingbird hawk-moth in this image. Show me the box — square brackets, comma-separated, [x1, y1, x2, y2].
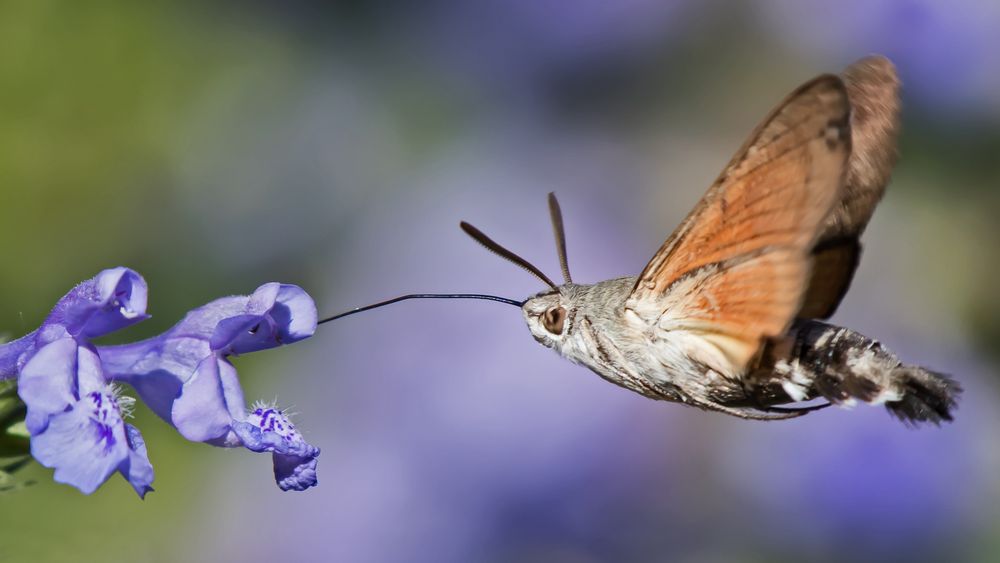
[457, 56, 960, 424]
[323, 55, 959, 425]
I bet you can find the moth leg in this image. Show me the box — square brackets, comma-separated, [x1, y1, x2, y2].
[685, 396, 816, 421]
[762, 402, 833, 414]
[738, 381, 834, 415]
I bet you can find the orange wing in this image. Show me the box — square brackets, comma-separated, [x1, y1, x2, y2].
[800, 56, 901, 318]
[625, 75, 851, 373]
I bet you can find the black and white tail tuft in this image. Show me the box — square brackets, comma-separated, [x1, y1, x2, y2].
[884, 366, 961, 426]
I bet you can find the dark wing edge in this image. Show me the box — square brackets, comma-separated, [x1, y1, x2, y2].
[799, 55, 901, 318]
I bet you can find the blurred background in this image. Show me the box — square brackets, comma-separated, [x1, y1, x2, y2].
[1, 1, 999, 561]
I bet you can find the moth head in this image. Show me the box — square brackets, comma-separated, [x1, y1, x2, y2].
[461, 192, 575, 350]
[521, 289, 574, 347]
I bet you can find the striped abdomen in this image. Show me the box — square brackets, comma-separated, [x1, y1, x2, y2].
[746, 319, 961, 425]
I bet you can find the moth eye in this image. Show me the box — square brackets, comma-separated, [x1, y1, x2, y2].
[542, 307, 567, 335]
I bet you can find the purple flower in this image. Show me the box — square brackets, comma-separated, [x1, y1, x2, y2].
[233, 403, 319, 492]
[39, 266, 149, 340]
[100, 282, 321, 491]
[0, 267, 148, 381]
[19, 341, 154, 497]
[1, 267, 154, 497]
[1, 268, 320, 495]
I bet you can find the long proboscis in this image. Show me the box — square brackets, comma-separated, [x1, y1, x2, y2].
[318, 293, 524, 325]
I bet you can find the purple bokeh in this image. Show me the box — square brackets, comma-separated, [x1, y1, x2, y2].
[185, 115, 999, 561]
[150, 4, 1000, 560]
[758, 0, 1000, 117]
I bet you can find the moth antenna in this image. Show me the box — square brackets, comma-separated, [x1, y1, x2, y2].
[460, 221, 559, 290]
[547, 192, 572, 284]
[318, 293, 523, 325]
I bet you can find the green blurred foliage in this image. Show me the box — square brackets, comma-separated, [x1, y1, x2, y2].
[0, 3, 301, 561]
[0, 380, 29, 458]
[899, 123, 1000, 363]
[0, 0, 309, 338]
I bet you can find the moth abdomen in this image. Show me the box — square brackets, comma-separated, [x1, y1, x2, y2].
[753, 320, 961, 425]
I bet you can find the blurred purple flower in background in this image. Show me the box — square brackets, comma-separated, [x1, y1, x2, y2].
[759, 0, 1000, 116]
[426, 0, 687, 68]
[413, 0, 694, 102]
[196, 128, 690, 562]
[185, 74, 1000, 560]
[713, 350, 994, 558]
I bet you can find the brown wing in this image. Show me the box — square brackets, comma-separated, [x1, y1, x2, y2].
[624, 75, 851, 372]
[799, 56, 901, 318]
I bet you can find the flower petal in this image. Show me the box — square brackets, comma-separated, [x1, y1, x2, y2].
[216, 358, 247, 421]
[245, 282, 281, 315]
[273, 451, 319, 492]
[55, 267, 150, 339]
[17, 338, 79, 434]
[120, 423, 155, 498]
[208, 314, 272, 353]
[271, 284, 318, 344]
[30, 391, 129, 495]
[123, 365, 184, 427]
[74, 343, 107, 397]
[212, 284, 317, 355]
[231, 405, 320, 491]
[171, 357, 242, 442]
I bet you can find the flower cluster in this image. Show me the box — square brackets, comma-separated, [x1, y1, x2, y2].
[0, 267, 319, 497]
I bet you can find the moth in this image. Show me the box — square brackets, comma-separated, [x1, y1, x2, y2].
[455, 56, 960, 424]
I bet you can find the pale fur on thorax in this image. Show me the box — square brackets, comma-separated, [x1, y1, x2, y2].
[522, 277, 742, 403]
